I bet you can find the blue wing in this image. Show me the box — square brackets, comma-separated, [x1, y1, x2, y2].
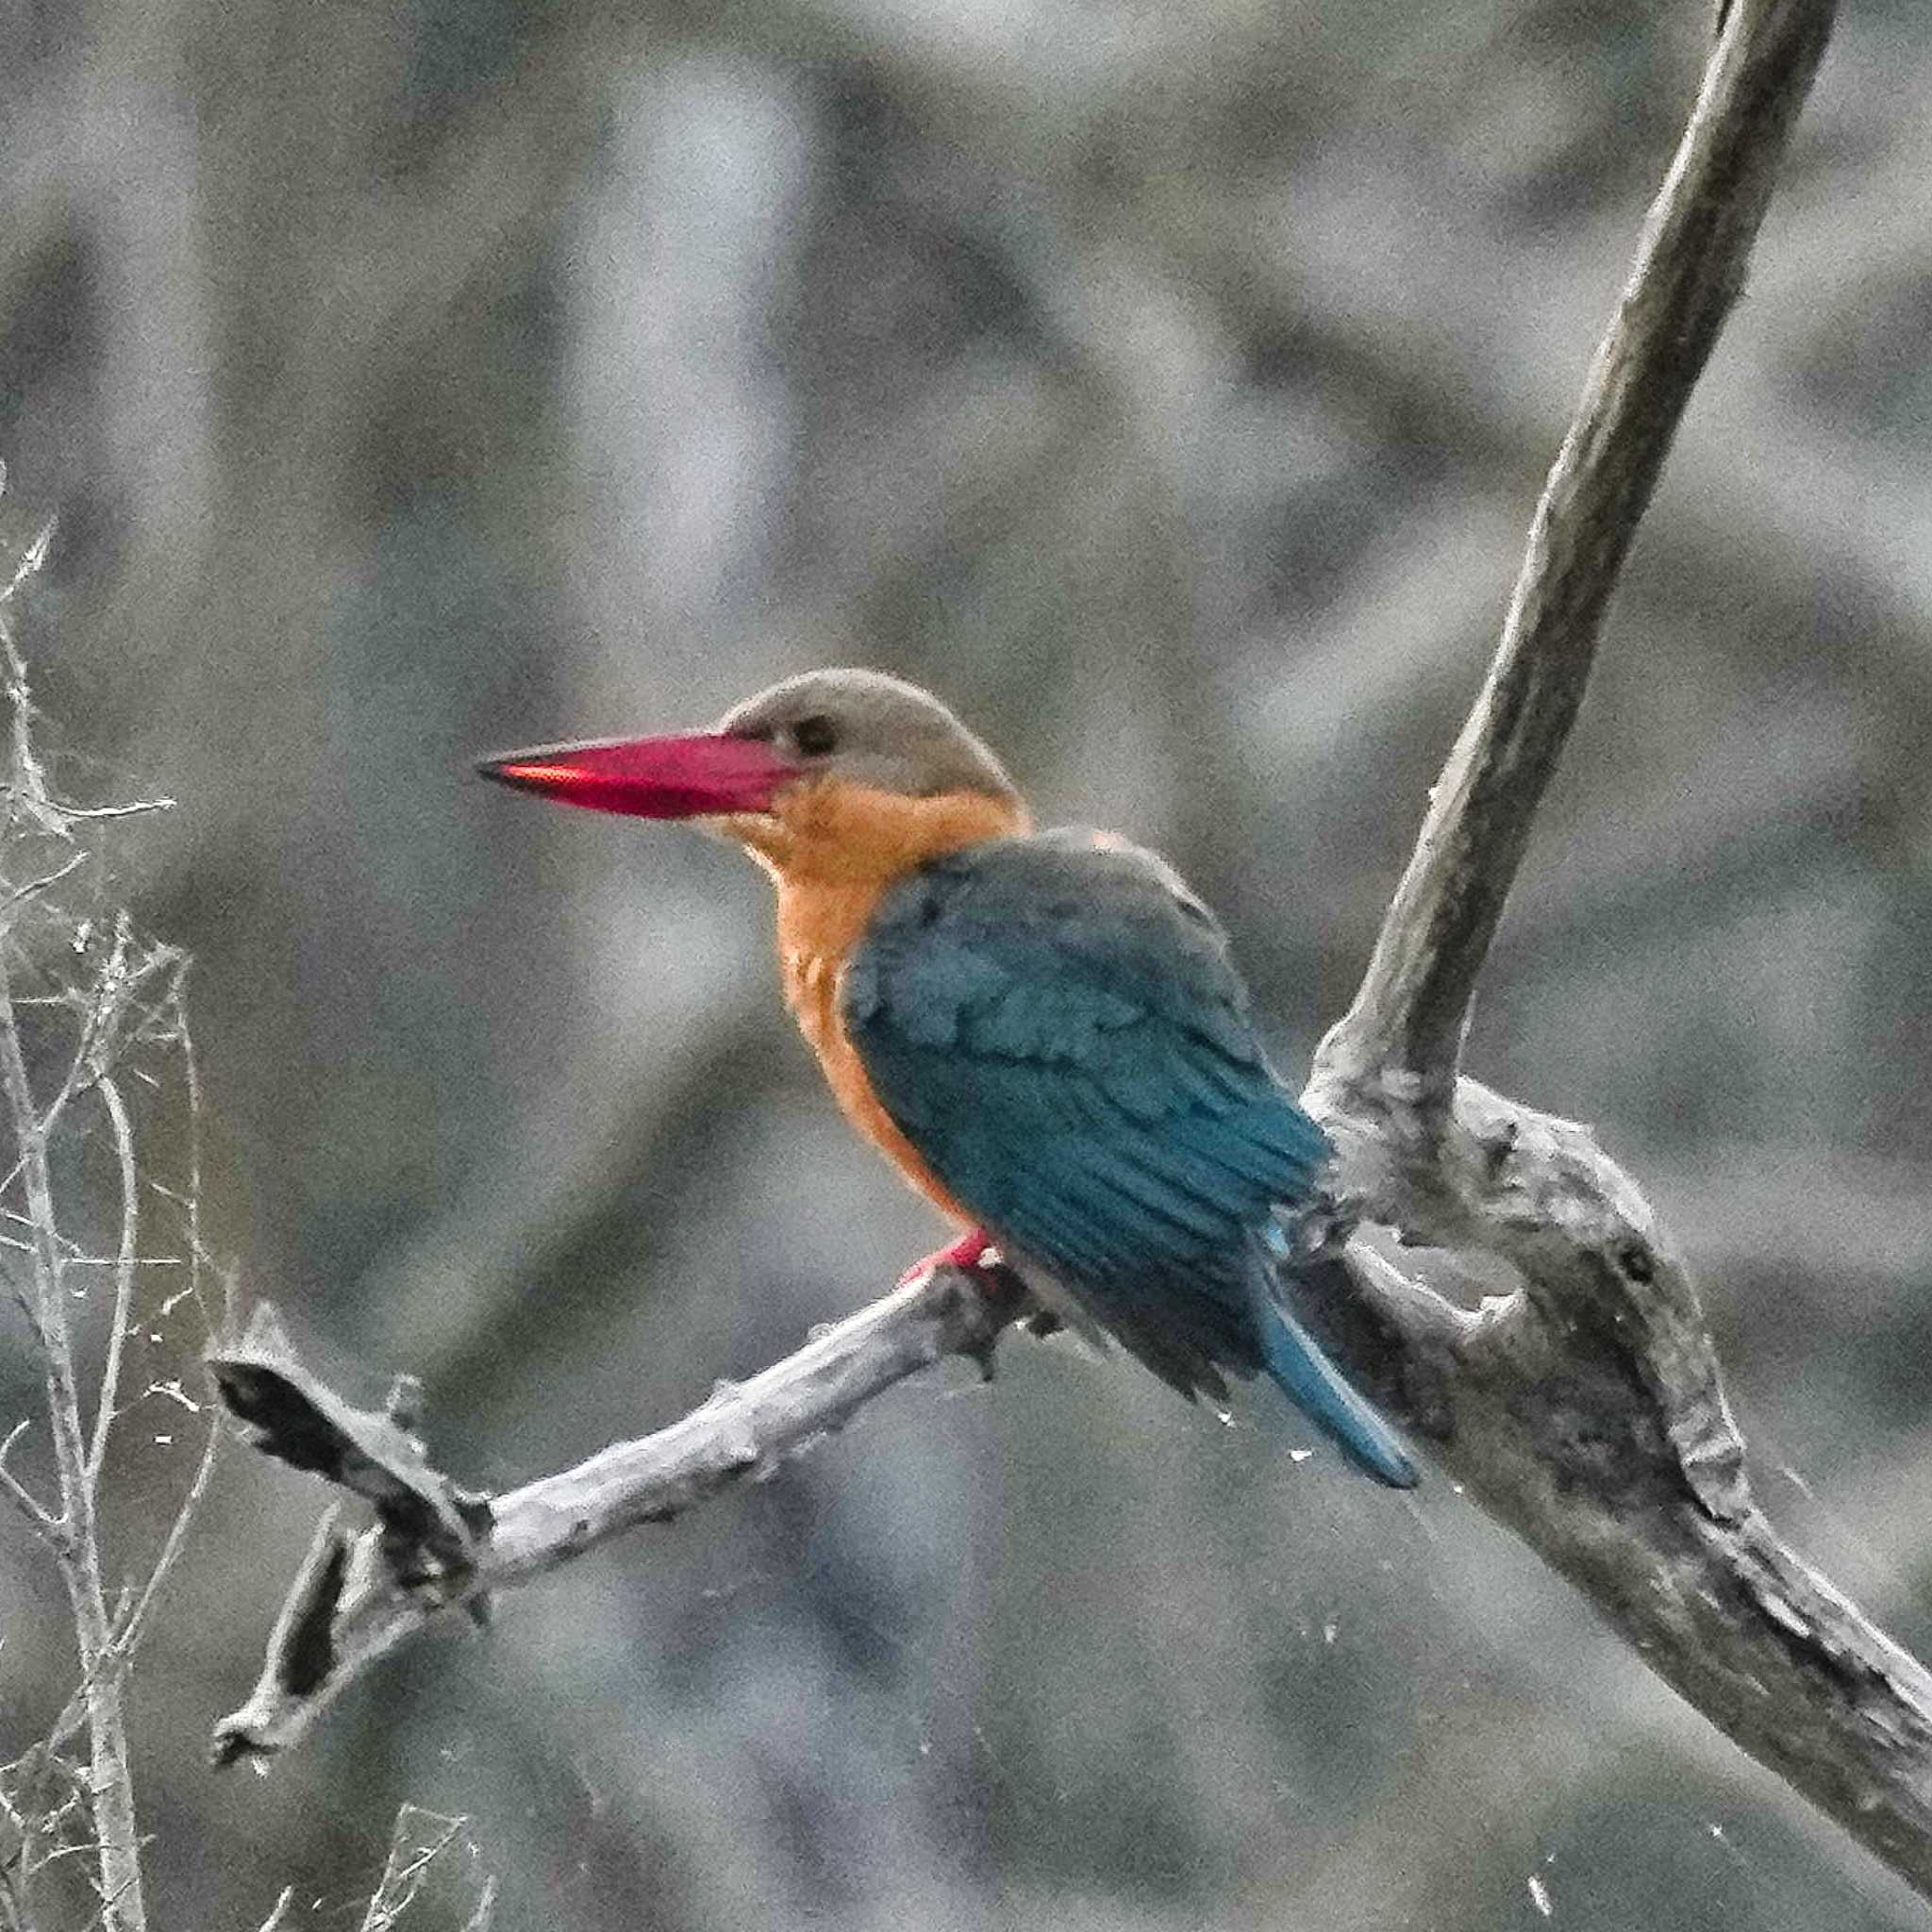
[843, 828, 1416, 1487]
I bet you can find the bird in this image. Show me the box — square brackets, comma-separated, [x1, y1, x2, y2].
[479, 668, 1417, 1488]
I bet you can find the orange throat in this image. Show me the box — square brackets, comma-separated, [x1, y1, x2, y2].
[724, 777, 1029, 1224]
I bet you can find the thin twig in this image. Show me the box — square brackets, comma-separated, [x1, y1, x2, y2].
[86, 1078, 139, 1487]
[52, 802, 176, 824]
[0, 855, 87, 922]
[0, 935, 181, 1215]
[0, 519, 52, 613]
[111, 1392, 223, 1668]
[358, 1808, 469, 1932]
[0, 1420, 58, 1541]
[108, 974, 229, 1662]
[254, 1886, 295, 1932]
[0, 569, 149, 1932]
[460, 1877, 498, 1932]
[0, 949, 144, 1932]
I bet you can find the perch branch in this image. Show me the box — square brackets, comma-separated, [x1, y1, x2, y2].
[216, 0, 1932, 1909]
[210, 1268, 1024, 1760]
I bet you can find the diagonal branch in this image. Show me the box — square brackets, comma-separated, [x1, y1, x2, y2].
[1317, 0, 1837, 1103]
[1283, 0, 1932, 1899]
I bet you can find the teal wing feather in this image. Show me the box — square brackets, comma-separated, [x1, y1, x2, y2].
[843, 829, 1416, 1487]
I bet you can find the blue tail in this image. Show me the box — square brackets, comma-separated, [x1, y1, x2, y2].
[1246, 1249, 1418, 1489]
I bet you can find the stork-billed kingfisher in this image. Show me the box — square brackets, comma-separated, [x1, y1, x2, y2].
[480, 669, 1417, 1488]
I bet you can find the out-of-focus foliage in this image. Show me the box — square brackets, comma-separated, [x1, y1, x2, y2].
[2, 0, 1928, 1925]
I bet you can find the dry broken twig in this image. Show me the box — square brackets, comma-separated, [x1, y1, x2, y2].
[209, 1266, 1028, 1760]
[214, 0, 1932, 1906]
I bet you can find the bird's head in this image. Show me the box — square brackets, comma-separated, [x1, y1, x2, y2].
[480, 668, 1029, 879]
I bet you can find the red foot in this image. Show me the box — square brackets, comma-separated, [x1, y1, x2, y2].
[898, 1226, 1000, 1289]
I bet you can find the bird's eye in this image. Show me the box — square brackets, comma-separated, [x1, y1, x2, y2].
[791, 715, 839, 758]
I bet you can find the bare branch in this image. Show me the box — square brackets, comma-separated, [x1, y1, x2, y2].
[0, 854, 87, 919]
[0, 517, 52, 613]
[1279, 0, 1932, 1901]
[211, 1265, 1024, 1761]
[1316, 0, 1837, 1103]
[357, 1807, 468, 1932]
[1310, 1107, 1932, 1852]
[50, 802, 176, 824]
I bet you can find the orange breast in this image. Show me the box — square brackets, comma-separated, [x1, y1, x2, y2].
[781, 933, 974, 1224]
[729, 775, 1029, 1225]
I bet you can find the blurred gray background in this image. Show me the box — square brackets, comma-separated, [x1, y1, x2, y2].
[3, 0, 1930, 1925]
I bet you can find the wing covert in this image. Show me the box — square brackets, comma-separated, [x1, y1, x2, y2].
[843, 831, 1327, 1383]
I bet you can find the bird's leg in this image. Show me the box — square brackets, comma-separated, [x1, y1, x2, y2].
[897, 1226, 1001, 1289]
[901, 1230, 1060, 1344]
